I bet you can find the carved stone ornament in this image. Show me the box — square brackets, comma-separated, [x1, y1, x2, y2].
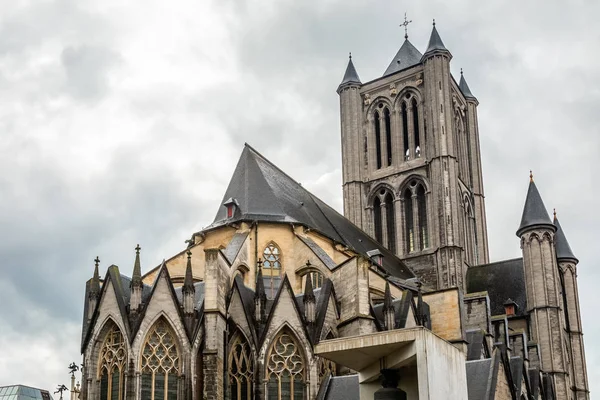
[389, 83, 398, 97]
[364, 93, 372, 106]
[415, 72, 423, 86]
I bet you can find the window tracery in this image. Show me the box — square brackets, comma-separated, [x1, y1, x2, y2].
[228, 334, 254, 400]
[99, 323, 126, 400]
[266, 330, 305, 400]
[263, 243, 282, 298]
[372, 189, 396, 253]
[402, 179, 429, 253]
[399, 92, 422, 161]
[305, 271, 324, 290]
[140, 319, 180, 400]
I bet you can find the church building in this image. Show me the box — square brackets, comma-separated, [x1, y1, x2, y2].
[78, 21, 590, 400]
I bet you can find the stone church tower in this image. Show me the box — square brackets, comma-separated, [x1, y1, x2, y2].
[338, 22, 489, 290]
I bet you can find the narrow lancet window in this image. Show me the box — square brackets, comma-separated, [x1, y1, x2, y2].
[417, 185, 428, 249]
[99, 323, 126, 400]
[384, 108, 392, 166]
[385, 193, 396, 253]
[374, 197, 383, 244]
[374, 111, 382, 169]
[228, 334, 254, 400]
[412, 99, 420, 157]
[404, 189, 414, 252]
[402, 103, 409, 160]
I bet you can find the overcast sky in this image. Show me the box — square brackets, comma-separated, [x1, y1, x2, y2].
[0, 0, 598, 395]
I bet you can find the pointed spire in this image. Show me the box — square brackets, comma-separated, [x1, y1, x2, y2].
[553, 211, 578, 263]
[90, 256, 101, 297]
[303, 273, 316, 324]
[338, 53, 361, 89]
[303, 274, 316, 303]
[382, 281, 395, 330]
[423, 19, 451, 58]
[131, 244, 142, 288]
[183, 250, 195, 293]
[459, 69, 477, 101]
[254, 259, 267, 323]
[516, 173, 555, 236]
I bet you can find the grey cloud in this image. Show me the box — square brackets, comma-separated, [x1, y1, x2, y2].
[61, 45, 121, 101]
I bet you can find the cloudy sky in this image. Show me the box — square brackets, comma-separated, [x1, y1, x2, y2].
[0, 0, 598, 395]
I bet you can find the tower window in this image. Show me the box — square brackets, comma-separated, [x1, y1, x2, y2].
[384, 108, 392, 166]
[404, 189, 414, 252]
[374, 111, 382, 169]
[385, 193, 396, 253]
[402, 103, 409, 160]
[373, 197, 383, 244]
[412, 99, 420, 157]
[417, 185, 429, 249]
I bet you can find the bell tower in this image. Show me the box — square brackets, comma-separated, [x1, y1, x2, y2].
[338, 20, 489, 290]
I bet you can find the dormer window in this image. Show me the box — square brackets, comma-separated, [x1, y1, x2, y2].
[367, 249, 383, 267]
[504, 298, 517, 317]
[223, 197, 238, 219]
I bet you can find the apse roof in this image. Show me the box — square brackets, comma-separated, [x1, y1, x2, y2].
[0, 385, 53, 400]
[210, 144, 414, 279]
[383, 39, 423, 76]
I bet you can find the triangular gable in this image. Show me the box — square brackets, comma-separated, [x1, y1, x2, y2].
[260, 274, 312, 348]
[132, 264, 192, 345]
[314, 279, 340, 342]
[228, 275, 258, 346]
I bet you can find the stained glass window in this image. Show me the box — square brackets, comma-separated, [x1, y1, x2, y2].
[263, 243, 282, 298]
[266, 331, 305, 400]
[141, 319, 180, 400]
[228, 334, 254, 400]
[99, 323, 126, 400]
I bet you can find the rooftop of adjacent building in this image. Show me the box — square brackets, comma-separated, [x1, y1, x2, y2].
[0, 385, 53, 400]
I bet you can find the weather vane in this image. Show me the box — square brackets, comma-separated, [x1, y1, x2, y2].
[68, 362, 79, 377]
[400, 12, 413, 39]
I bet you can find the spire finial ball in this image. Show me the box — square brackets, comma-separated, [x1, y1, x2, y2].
[529, 170, 534, 182]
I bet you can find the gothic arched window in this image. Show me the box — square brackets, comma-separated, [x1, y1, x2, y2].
[412, 99, 421, 157]
[228, 334, 254, 400]
[401, 103, 409, 160]
[384, 107, 392, 166]
[374, 111, 382, 169]
[403, 188, 414, 252]
[99, 323, 126, 400]
[305, 271, 324, 290]
[140, 319, 180, 400]
[266, 330, 305, 400]
[373, 197, 383, 244]
[263, 243, 282, 298]
[417, 185, 428, 250]
[384, 193, 396, 253]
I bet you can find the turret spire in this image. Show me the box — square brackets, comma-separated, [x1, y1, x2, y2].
[90, 256, 100, 297]
[422, 19, 451, 58]
[338, 53, 361, 89]
[553, 211, 578, 262]
[254, 259, 267, 323]
[130, 245, 143, 313]
[459, 69, 477, 101]
[516, 173, 555, 236]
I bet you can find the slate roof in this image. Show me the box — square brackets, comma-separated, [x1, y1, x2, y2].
[323, 375, 359, 400]
[466, 350, 503, 400]
[510, 356, 524, 398]
[466, 258, 527, 317]
[459, 71, 476, 100]
[210, 144, 414, 279]
[339, 55, 361, 88]
[423, 23, 449, 57]
[517, 179, 555, 236]
[223, 232, 249, 264]
[554, 215, 577, 262]
[297, 236, 337, 270]
[383, 39, 423, 77]
[466, 329, 487, 361]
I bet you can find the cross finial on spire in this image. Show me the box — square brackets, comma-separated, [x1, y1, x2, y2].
[135, 244, 141, 255]
[399, 12, 413, 39]
[530, 170, 534, 182]
[461, 68, 463, 75]
[94, 256, 100, 267]
[349, 52, 352, 59]
[432, 18, 436, 26]
[553, 208, 557, 219]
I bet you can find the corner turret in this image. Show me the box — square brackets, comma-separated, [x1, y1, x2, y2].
[459, 69, 477, 102]
[422, 20, 452, 60]
[337, 53, 361, 93]
[516, 172, 556, 236]
[553, 211, 578, 263]
[182, 250, 196, 315]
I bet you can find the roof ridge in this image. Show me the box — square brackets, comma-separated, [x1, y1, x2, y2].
[471, 257, 523, 268]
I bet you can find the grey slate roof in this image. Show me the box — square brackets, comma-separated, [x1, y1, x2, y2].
[297, 236, 337, 270]
[510, 356, 524, 398]
[466, 329, 487, 361]
[323, 375, 359, 400]
[459, 71, 476, 100]
[554, 215, 577, 262]
[466, 258, 527, 317]
[210, 144, 414, 279]
[223, 231, 249, 264]
[423, 23, 449, 56]
[517, 179, 555, 236]
[466, 350, 503, 400]
[339, 55, 361, 87]
[383, 39, 422, 77]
